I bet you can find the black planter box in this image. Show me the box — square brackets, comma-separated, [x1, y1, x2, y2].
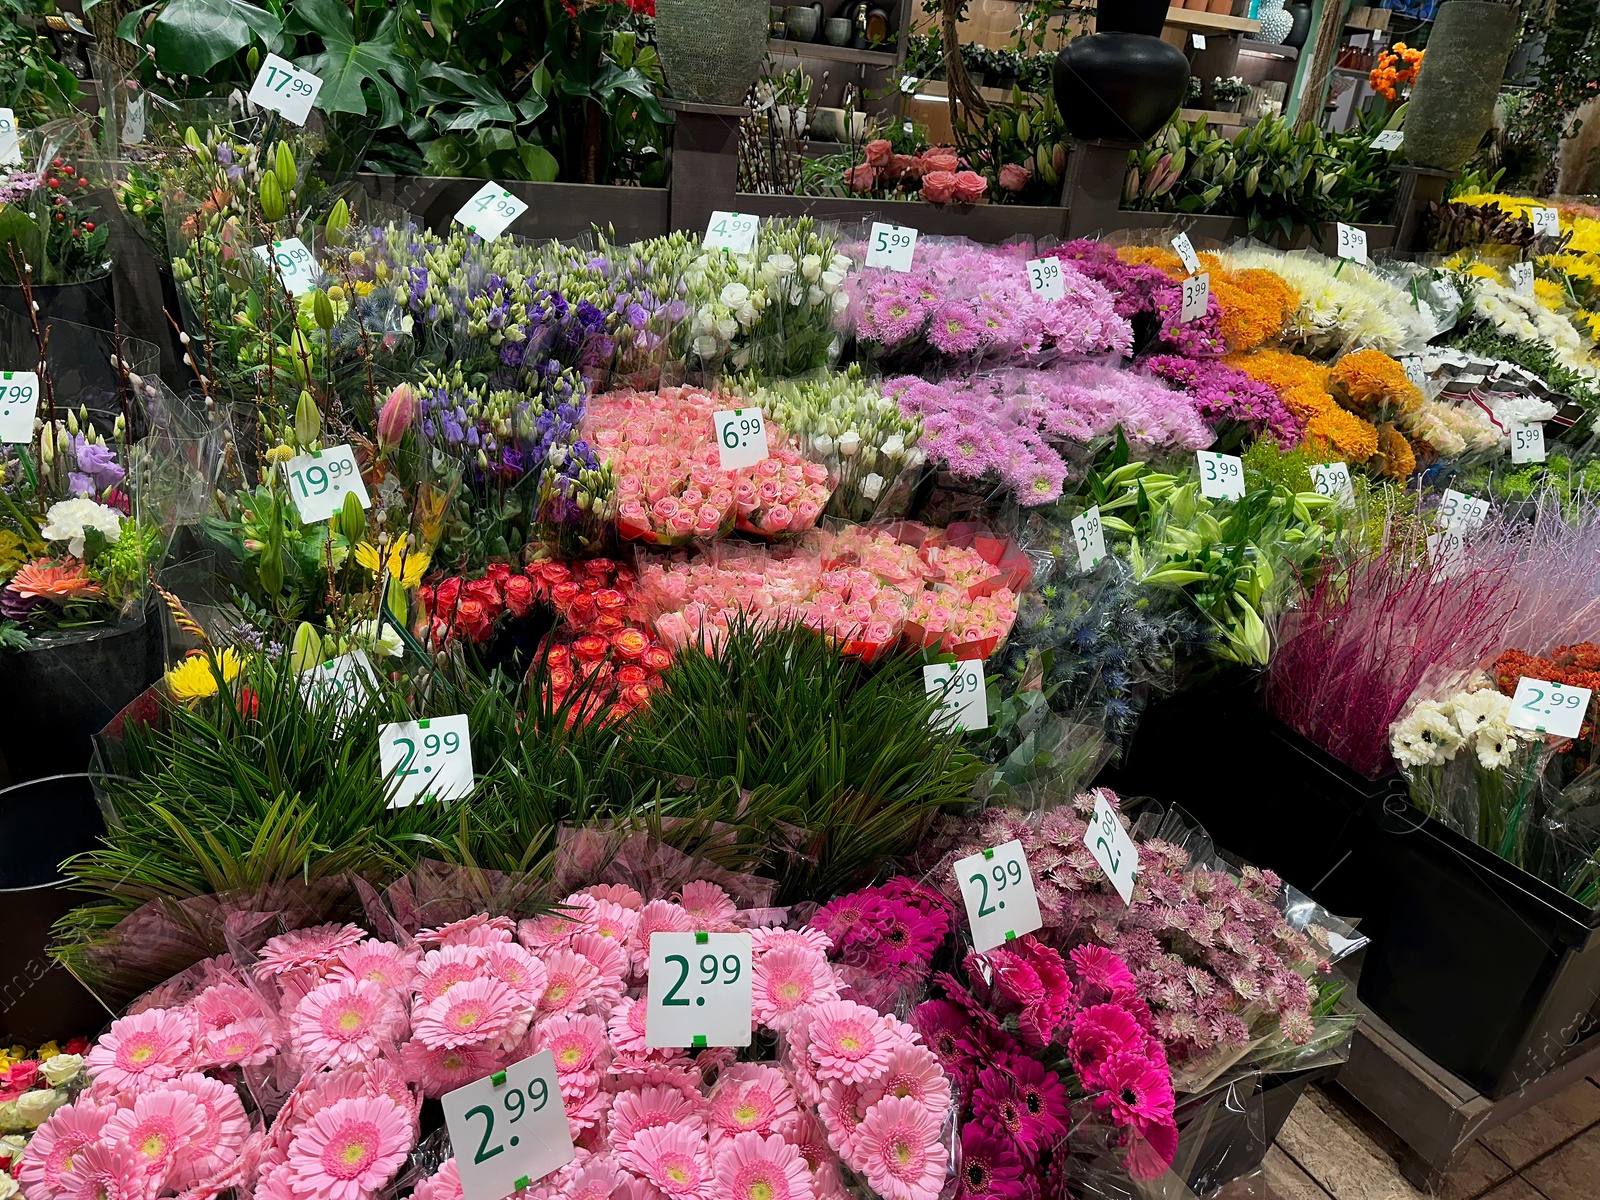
[1358, 793, 1600, 1099]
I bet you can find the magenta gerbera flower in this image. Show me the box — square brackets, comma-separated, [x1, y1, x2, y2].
[618, 1121, 712, 1199]
[1070, 945, 1137, 999]
[713, 1131, 814, 1200]
[971, 1056, 1069, 1164]
[852, 1095, 948, 1200]
[285, 1095, 412, 1200]
[413, 976, 522, 1050]
[1096, 1052, 1176, 1129]
[955, 1120, 1027, 1199]
[290, 979, 405, 1069]
[85, 1008, 193, 1094]
[1122, 1115, 1181, 1181]
[1068, 1003, 1150, 1090]
[255, 923, 367, 980]
[804, 1000, 898, 1085]
[752, 946, 840, 1031]
[19, 1100, 116, 1200]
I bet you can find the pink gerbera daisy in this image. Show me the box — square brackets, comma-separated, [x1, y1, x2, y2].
[1068, 1004, 1149, 1089]
[481, 942, 549, 1011]
[708, 1064, 796, 1141]
[85, 1008, 193, 1094]
[285, 1095, 412, 1200]
[192, 982, 269, 1032]
[808, 893, 881, 950]
[752, 947, 840, 1032]
[57, 1141, 154, 1200]
[165, 1073, 250, 1189]
[581, 883, 644, 909]
[817, 1080, 867, 1157]
[1122, 1116, 1180, 1181]
[564, 1157, 624, 1200]
[606, 996, 649, 1055]
[536, 948, 601, 1017]
[412, 1159, 463, 1200]
[713, 1132, 814, 1200]
[399, 1041, 503, 1099]
[631, 901, 696, 974]
[676, 882, 737, 926]
[751, 927, 833, 957]
[533, 1012, 609, 1082]
[572, 930, 630, 996]
[417, 914, 515, 947]
[609, 1085, 705, 1145]
[104, 1086, 207, 1185]
[290, 979, 405, 1070]
[199, 1018, 277, 1069]
[859, 1044, 950, 1113]
[20, 1101, 116, 1199]
[329, 940, 420, 991]
[804, 1000, 897, 1085]
[852, 1096, 948, 1200]
[580, 898, 639, 944]
[414, 944, 492, 1006]
[1070, 945, 1137, 1000]
[618, 1121, 711, 1198]
[413, 976, 522, 1051]
[517, 909, 588, 951]
[255, 923, 367, 980]
[1096, 1052, 1175, 1129]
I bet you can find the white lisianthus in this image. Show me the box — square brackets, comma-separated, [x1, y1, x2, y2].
[807, 286, 824, 306]
[801, 254, 822, 281]
[837, 431, 861, 457]
[693, 334, 720, 358]
[719, 282, 750, 307]
[735, 301, 758, 328]
[355, 619, 404, 659]
[832, 291, 850, 314]
[812, 432, 835, 456]
[42, 497, 123, 557]
[768, 253, 796, 277]
[715, 316, 738, 341]
[881, 434, 906, 459]
[0, 1170, 16, 1200]
[860, 472, 884, 500]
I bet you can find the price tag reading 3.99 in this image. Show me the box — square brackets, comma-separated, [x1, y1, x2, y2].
[953, 840, 1042, 952]
[645, 932, 753, 1049]
[1197, 450, 1245, 500]
[1310, 462, 1354, 503]
[1336, 223, 1368, 265]
[1507, 676, 1593, 740]
[0, 371, 39, 443]
[1073, 504, 1106, 571]
[441, 1051, 574, 1200]
[246, 54, 323, 125]
[924, 661, 988, 732]
[865, 222, 918, 272]
[1083, 792, 1139, 904]
[454, 183, 529, 243]
[0, 108, 20, 167]
[1511, 422, 1547, 464]
[379, 713, 475, 808]
[1438, 488, 1490, 532]
[704, 211, 759, 254]
[712, 408, 770, 471]
[282, 444, 371, 525]
[1180, 272, 1209, 324]
[253, 238, 318, 298]
[1026, 256, 1064, 301]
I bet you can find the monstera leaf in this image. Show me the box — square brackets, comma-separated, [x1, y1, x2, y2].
[288, 0, 415, 128]
[114, 0, 282, 78]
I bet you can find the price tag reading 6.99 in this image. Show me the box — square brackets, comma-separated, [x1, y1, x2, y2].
[0, 371, 39, 443]
[645, 932, 753, 1049]
[953, 840, 1042, 952]
[712, 407, 770, 471]
[1507, 676, 1593, 740]
[379, 713, 476, 808]
[865, 222, 918, 272]
[442, 1051, 574, 1200]
[282, 444, 372, 525]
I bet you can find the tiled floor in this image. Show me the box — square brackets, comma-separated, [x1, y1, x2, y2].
[1216, 1076, 1600, 1199]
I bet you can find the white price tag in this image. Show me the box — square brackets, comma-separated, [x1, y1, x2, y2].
[1083, 793, 1138, 905]
[1371, 129, 1405, 151]
[953, 840, 1043, 952]
[1197, 449, 1245, 500]
[379, 713, 475, 808]
[0, 108, 20, 166]
[1401, 356, 1427, 388]
[865, 222, 918, 271]
[454, 183, 528, 242]
[1437, 281, 1463, 311]
[121, 94, 146, 146]
[441, 1052, 574, 1200]
[1510, 421, 1546, 464]
[645, 932, 753, 1048]
[247, 54, 323, 126]
[924, 661, 988, 732]
[1072, 504, 1106, 570]
[1510, 261, 1535, 296]
[0, 371, 39, 443]
[1438, 488, 1489, 531]
[1336, 223, 1368, 265]
[1507, 677, 1593, 739]
[1180, 272, 1210, 323]
[1192, 33, 1207, 49]
[1310, 462, 1354, 503]
[253, 237, 318, 298]
[282, 443, 371, 525]
[1172, 232, 1201, 276]
[703, 210, 758, 254]
[712, 407, 770, 471]
[299, 650, 379, 725]
[1426, 527, 1466, 578]
[1025, 256, 1065, 301]
[1530, 206, 1561, 237]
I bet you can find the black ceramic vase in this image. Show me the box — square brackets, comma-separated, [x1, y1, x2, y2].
[1052, 0, 1189, 142]
[1285, 2, 1313, 49]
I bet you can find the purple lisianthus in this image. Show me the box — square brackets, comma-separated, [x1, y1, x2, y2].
[71, 436, 126, 495]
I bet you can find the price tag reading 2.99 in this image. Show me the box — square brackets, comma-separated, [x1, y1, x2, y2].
[1507, 676, 1593, 740]
[442, 1051, 574, 1200]
[924, 661, 988, 732]
[646, 932, 753, 1049]
[282, 444, 372, 525]
[712, 407, 770, 471]
[953, 840, 1042, 952]
[1083, 792, 1139, 904]
[379, 713, 476, 808]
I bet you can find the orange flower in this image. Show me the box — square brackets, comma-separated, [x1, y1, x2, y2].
[9, 558, 102, 601]
[1371, 423, 1416, 480]
[1330, 348, 1422, 416]
[1228, 348, 1380, 461]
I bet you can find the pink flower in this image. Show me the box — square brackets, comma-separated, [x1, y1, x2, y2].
[752, 947, 839, 1031]
[20, 1100, 117, 1199]
[164, 1073, 250, 1189]
[565, 1157, 626, 1200]
[709, 1064, 797, 1141]
[291, 979, 406, 1069]
[330, 940, 419, 991]
[758, 505, 794, 535]
[377, 383, 416, 452]
[537, 948, 602, 1017]
[864, 139, 893, 168]
[413, 976, 523, 1050]
[57, 1142, 154, 1200]
[192, 982, 268, 1032]
[713, 1131, 814, 1200]
[1070, 945, 1136, 1000]
[104, 1086, 207, 1186]
[920, 171, 957, 204]
[481, 941, 550, 1011]
[1123, 1117, 1180, 1181]
[415, 944, 491, 1005]
[85, 1008, 193, 1094]
[285, 1095, 413, 1200]
[632, 901, 695, 974]
[804, 1000, 898, 1085]
[952, 171, 987, 203]
[971, 1056, 1069, 1163]
[858, 1044, 950, 1113]
[607, 996, 651, 1055]
[400, 1041, 503, 1099]
[955, 1121, 1026, 1199]
[199, 1018, 276, 1068]
[255, 923, 367, 980]
[571, 932, 629, 1001]
[418, 914, 516, 947]
[845, 164, 878, 193]
[921, 148, 959, 174]
[413, 1159, 463, 1200]
[677, 881, 737, 925]
[1095, 1052, 1175, 1129]
[532, 1012, 609, 1082]
[997, 163, 1032, 192]
[852, 1096, 948, 1200]
[618, 1121, 712, 1198]
[1069, 1004, 1149, 1088]
[752, 927, 833, 957]
[610, 1085, 706, 1145]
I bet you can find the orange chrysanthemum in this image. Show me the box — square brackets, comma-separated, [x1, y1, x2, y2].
[1330, 348, 1423, 417]
[1228, 348, 1380, 462]
[10, 557, 103, 601]
[1371, 423, 1416, 480]
[1126, 248, 1300, 352]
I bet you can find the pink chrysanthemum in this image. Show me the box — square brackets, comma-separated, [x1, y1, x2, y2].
[103, 1085, 207, 1185]
[852, 1096, 948, 1200]
[20, 1100, 116, 1199]
[631, 901, 695, 974]
[285, 1095, 412, 1200]
[618, 1121, 711, 1198]
[708, 1064, 796, 1141]
[166, 1072, 250, 1189]
[412, 1159, 464, 1200]
[290, 979, 405, 1070]
[537, 948, 602, 1018]
[751, 927, 833, 957]
[753, 947, 840, 1031]
[417, 914, 515, 947]
[413, 976, 523, 1050]
[199, 1018, 277, 1069]
[414, 944, 492, 1005]
[57, 1141, 154, 1200]
[85, 1008, 193, 1094]
[804, 1000, 898, 1085]
[676, 882, 737, 926]
[399, 1041, 503, 1099]
[533, 1012, 609, 1082]
[713, 1131, 813, 1200]
[859, 1044, 950, 1113]
[255, 923, 367, 980]
[1122, 1116, 1180, 1181]
[609, 1085, 705, 1145]
[329, 940, 419, 991]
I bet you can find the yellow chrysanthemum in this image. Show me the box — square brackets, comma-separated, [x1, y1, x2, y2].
[354, 536, 430, 590]
[165, 647, 247, 704]
[1533, 278, 1567, 311]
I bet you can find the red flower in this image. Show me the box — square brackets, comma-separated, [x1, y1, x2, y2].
[594, 613, 625, 635]
[616, 664, 649, 687]
[567, 592, 599, 627]
[431, 577, 464, 613]
[612, 628, 649, 661]
[1, 1062, 40, 1095]
[486, 562, 512, 588]
[547, 644, 572, 671]
[503, 574, 535, 618]
[621, 683, 653, 708]
[237, 687, 260, 719]
[583, 558, 617, 579]
[456, 597, 496, 642]
[550, 580, 583, 608]
[642, 645, 674, 674]
[64, 1037, 89, 1055]
[594, 588, 628, 614]
[548, 665, 575, 694]
[573, 634, 609, 664]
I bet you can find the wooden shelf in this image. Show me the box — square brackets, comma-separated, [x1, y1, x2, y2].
[769, 40, 899, 67]
[1180, 106, 1245, 126]
[1238, 41, 1298, 60]
[1164, 7, 1261, 34]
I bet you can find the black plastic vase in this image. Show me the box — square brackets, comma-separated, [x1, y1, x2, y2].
[1052, 0, 1189, 142]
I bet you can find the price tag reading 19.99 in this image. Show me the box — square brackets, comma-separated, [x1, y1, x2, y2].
[1197, 450, 1245, 500]
[1310, 462, 1354, 503]
[924, 661, 988, 733]
[704, 211, 759, 254]
[246, 53, 323, 126]
[380, 713, 475, 808]
[1083, 792, 1139, 905]
[1511, 421, 1547, 464]
[1025, 256, 1064, 301]
[1072, 504, 1106, 570]
[712, 407, 770, 471]
[253, 238, 318, 298]
[1507, 676, 1594, 740]
[645, 932, 753, 1049]
[282, 444, 371, 525]
[0, 371, 39, 443]
[0, 108, 19, 167]
[299, 650, 379, 732]
[441, 1051, 574, 1200]
[953, 840, 1042, 952]
[865, 222, 917, 272]
[1180, 272, 1209, 324]
[454, 183, 529, 243]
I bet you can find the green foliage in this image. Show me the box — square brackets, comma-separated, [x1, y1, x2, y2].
[0, 0, 81, 122]
[287, 0, 415, 128]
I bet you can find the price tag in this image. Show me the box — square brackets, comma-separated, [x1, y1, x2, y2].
[1437, 488, 1489, 531]
[0, 371, 39, 443]
[0, 108, 19, 167]
[704, 211, 758, 254]
[1530, 206, 1561, 237]
[454, 183, 528, 242]
[1437, 281, 1464, 312]
[953, 840, 1043, 952]
[121, 94, 146, 146]
[645, 932, 753, 1048]
[1197, 449, 1245, 500]
[441, 1052, 574, 1200]
[253, 238, 318, 298]
[712, 407, 770, 471]
[1072, 504, 1106, 570]
[379, 713, 475, 808]
[1511, 421, 1546, 464]
[1426, 527, 1466, 578]
[1336, 223, 1368, 265]
[1172, 232, 1201, 276]
[924, 661, 988, 733]
[247, 54, 323, 126]
[1371, 129, 1404, 151]
[1510, 261, 1535, 296]
[1180, 272, 1209, 323]
[1508, 677, 1593, 740]
[1310, 462, 1354, 503]
[1083, 792, 1139, 904]
[282, 444, 371, 525]
[1192, 33, 1207, 49]
[865, 222, 917, 271]
[299, 650, 379, 730]
[1025, 256, 1064, 301]
[1401, 356, 1427, 388]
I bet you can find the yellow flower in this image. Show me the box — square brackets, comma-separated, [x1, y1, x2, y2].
[33, 1042, 58, 1061]
[1533, 278, 1567, 311]
[1463, 262, 1501, 282]
[354, 536, 430, 590]
[165, 648, 247, 704]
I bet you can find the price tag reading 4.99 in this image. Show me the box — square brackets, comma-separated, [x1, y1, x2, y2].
[247, 54, 323, 126]
[253, 238, 318, 298]
[953, 840, 1042, 953]
[645, 932, 753, 1049]
[1180, 272, 1209, 324]
[1025, 256, 1064, 301]
[1073, 504, 1106, 570]
[924, 661, 988, 732]
[282, 444, 371, 525]
[441, 1051, 574, 1200]
[1197, 450, 1245, 500]
[454, 183, 529, 243]
[379, 714, 475, 808]
[1507, 676, 1593, 740]
[1083, 793, 1139, 905]
[712, 408, 770, 471]
[704, 211, 759, 254]
[865, 222, 917, 272]
[0, 371, 39, 443]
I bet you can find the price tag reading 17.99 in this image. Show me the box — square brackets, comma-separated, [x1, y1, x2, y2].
[454, 183, 529, 243]
[712, 407, 770, 471]
[379, 713, 476, 808]
[1083, 792, 1139, 905]
[1197, 450, 1245, 500]
[645, 932, 753, 1049]
[865, 222, 918, 272]
[1507, 676, 1594, 740]
[282, 444, 372, 525]
[924, 661, 988, 733]
[441, 1051, 574, 1200]
[1025, 256, 1065, 301]
[253, 238, 318, 298]
[953, 840, 1043, 952]
[0, 371, 39, 443]
[246, 53, 324, 126]
[1180, 272, 1209, 324]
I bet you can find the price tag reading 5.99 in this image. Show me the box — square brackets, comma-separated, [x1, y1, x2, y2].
[1197, 450, 1245, 500]
[253, 238, 318, 298]
[282, 444, 371, 525]
[865, 222, 917, 272]
[0, 371, 39, 443]
[1025, 256, 1064, 301]
[1507, 676, 1593, 740]
[645, 932, 753, 1049]
[454, 183, 529, 243]
[712, 408, 770, 471]
[379, 713, 476, 808]
[924, 661, 988, 732]
[953, 840, 1042, 952]
[247, 54, 323, 126]
[441, 1051, 574, 1200]
[1511, 422, 1546, 464]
